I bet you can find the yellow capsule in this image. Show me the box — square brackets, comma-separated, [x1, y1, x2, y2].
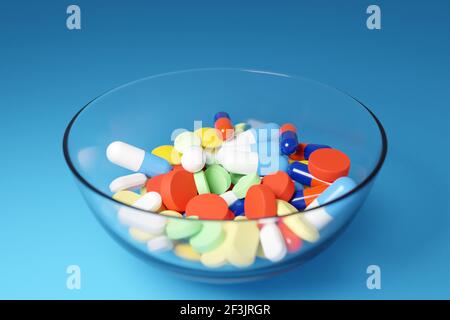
[276, 200, 319, 243]
[195, 127, 222, 149]
[300, 160, 308, 165]
[234, 216, 247, 221]
[174, 243, 201, 261]
[140, 186, 147, 195]
[151, 145, 182, 165]
[129, 227, 157, 242]
[112, 190, 140, 206]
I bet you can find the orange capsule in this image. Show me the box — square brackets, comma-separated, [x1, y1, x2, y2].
[214, 117, 234, 141]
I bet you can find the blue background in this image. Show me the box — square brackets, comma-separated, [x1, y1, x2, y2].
[1, 0, 449, 299]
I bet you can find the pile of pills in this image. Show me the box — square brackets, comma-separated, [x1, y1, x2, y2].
[106, 112, 356, 267]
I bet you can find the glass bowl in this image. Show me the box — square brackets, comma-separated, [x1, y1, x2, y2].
[63, 68, 387, 283]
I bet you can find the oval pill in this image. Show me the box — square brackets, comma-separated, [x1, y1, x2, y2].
[185, 194, 229, 220]
[174, 243, 201, 261]
[244, 184, 277, 219]
[160, 169, 197, 211]
[226, 220, 260, 267]
[113, 190, 140, 206]
[308, 148, 350, 183]
[276, 200, 319, 242]
[151, 145, 182, 165]
[109, 173, 147, 193]
[262, 171, 295, 201]
[195, 127, 222, 149]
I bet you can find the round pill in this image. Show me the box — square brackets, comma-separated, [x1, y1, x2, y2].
[308, 148, 350, 183]
[232, 173, 261, 199]
[189, 221, 224, 253]
[160, 169, 197, 211]
[159, 210, 183, 218]
[166, 218, 202, 240]
[181, 145, 206, 173]
[174, 131, 201, 154]
[185, 194, 229, 220]
[244, 184, 277, 219]
[174, 243, 201, 261]
[193, 171, 210, 194]
[151, 145, 182, 165]
[204, 164, 231, 194]
[112, 190, 140, 206]
[145, 173, 165, 193]
[262, 171, 295, 201]
[195, 127, 222, 149]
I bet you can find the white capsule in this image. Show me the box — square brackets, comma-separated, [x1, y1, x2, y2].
[259, 223, 287, 262]
[220, 190, 238, 206]
[181, 145, 206, 173]
[107, 141, 145, 171]
[147, 235, 173, 252]
[106, 141, 172, 176]
[109, 173, 147, 193]
[215, 148, 258, 175]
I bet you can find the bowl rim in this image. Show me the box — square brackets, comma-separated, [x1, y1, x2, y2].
[62, 68, 388, 221]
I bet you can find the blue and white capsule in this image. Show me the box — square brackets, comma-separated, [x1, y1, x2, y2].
[107, 141, 172, 177]
[303, 177, 357, 230]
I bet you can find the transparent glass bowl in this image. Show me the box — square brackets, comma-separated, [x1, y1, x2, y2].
[63, 68, 387, 283]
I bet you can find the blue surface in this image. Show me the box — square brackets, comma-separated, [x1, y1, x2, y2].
[0, 0, 449, 299]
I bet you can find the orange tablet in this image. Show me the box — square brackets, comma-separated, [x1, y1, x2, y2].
[244, 185, 277, 219]
[262, 171, 295, 201]
[160, 169, 197, 211]
[308, 148, 350, 183]
[185, 194, 229, 220]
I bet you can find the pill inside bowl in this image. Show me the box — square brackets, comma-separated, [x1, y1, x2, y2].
[105, 112, 356, 268]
